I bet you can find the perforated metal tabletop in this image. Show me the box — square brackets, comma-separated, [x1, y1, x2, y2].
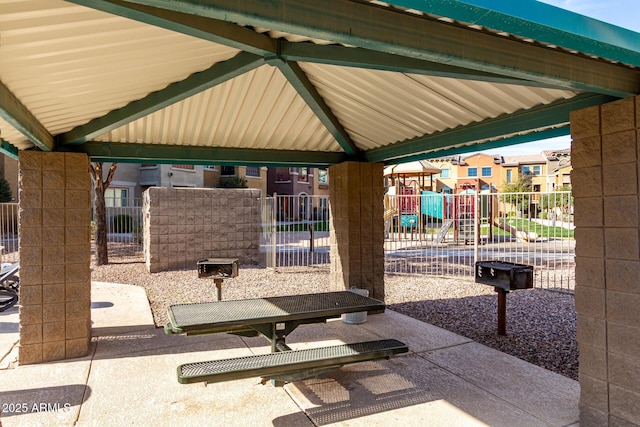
[166, 291, 384, 335]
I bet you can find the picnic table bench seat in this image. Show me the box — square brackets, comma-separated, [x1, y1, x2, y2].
[177, 339, 408, 384]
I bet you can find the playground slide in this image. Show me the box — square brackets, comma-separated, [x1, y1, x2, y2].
[384, 208, 396, 222]
[495, 219, 539, 242]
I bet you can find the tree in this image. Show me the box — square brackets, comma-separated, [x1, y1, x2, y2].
[500, 175, 532, 216]
[89, 162, 117, 265]
[0, 178, 12, 202]
[540, 185, 573, 218]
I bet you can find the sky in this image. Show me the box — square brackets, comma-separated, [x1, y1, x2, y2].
[482, 0, 640, 156]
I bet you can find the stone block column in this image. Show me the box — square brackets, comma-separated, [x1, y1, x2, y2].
[328, 162, 385, 300]
[571, 96, 640, 425]
[18, 152, 92, 364]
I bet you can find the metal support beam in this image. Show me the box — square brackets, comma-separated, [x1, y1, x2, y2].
[56, 52, 265, 146]
[267, 57, 360, 156]
[124, 0, 640, 97]
[366, 93, 617, 163]
[0, 80, 54, 151]
[389, 0, 640, 68]
[66, 0, 277, 55]
[0, 140, 19, 160]
[279, 43, 564, 89]
[66, 141, 348, 167]
[394, 127, 569, 164]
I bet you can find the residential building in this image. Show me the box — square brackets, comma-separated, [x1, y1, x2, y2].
[203, 165, 267, 195]
[267, 167, 329, 221]
[542, 148, 572, 189]
[501, 154, 548, 192]
[96, 163, 268, 206]
[0, 155, 18, 201]
[457, 153, 501, 193]
[427, 156, 461, 193]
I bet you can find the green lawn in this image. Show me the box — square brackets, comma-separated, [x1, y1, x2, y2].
[505, 219, 574, 238]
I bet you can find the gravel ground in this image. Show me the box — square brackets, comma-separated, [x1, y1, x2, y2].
[91, 262, 577, 381]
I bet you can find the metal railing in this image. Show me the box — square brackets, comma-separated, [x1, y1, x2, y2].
[0, 190, 574, 291]
[0, 203, 19, 264]
[94, 197, 144, 262]
[261, 191, 575, 292]
[261, 195, 330, 269]
[383, 191, 575, 292]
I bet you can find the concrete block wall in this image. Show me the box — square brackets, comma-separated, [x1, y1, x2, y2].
[571, 95, 640, 426]
[18, 151, 92, 364]
[143, 187, 261, 273]
[328, 162, 385, 301]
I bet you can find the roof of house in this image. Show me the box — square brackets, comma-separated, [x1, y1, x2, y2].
[542, 148, 572, 160]
[502, 154, 547, 166]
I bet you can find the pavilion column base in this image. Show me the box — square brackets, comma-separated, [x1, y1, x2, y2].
[328, 161, 385, 301]
[18, 151, 92, 364]
[571, 95, 640, 426]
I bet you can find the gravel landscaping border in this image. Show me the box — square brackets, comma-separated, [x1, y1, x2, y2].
[91, 262, 577, 381]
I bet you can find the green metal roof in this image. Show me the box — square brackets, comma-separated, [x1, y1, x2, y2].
[0, 0, 638, 166]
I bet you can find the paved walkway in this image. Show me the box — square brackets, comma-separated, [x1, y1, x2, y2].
[0, 282, 579, 426]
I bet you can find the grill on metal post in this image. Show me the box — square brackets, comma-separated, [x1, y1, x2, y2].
[475, 261, 533, 335]
[197, 258, 239, 301]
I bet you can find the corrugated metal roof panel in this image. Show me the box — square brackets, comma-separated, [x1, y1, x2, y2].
[300, 62, 578, 150]
[0, 0, 240, 148]
[96, 65, 342, 152]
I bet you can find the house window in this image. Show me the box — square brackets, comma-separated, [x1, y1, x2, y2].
[522, 165, 541, 176]
[204, 165, 217, 171]
[105, 188, 128, 207]
[440, 168, 450, 178]
[533, 184, 541, 192]
[221, 166, 235, 176]
[275, 167, 291, 182]
[245, 166, 260, 177]
[172, 164, 194, 170]
[318, 169, 328, 185]
[467, 167, 478, 177]
[298, 167, 308, 183]
[481, 167, 492, 177]
[506, 170, 512, 183]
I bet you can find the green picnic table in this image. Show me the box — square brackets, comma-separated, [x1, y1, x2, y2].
[165, 291, 408, 385]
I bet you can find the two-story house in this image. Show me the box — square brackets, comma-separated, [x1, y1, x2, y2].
[501, 154, 548, 192]
[457, 153, 501, 193]
[429, 156, 461, 193]
[542, 148, 572, 189]
[267, 167, 329, 220]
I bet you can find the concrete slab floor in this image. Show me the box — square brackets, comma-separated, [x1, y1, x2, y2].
[0, 282, 579, 426]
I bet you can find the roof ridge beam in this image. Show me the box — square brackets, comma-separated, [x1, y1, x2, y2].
[66, 0, 277, 55]
[0, 80, 54, 151]
[266, 55, 360, 156]
[57, 52, 264, 146]
[365, 93, 617, 163]
[66, 141, 347, 167]
[126, 0, 640, 97]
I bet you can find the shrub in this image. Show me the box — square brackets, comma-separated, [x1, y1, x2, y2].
[219, 176, 248, 188]
[111, 214, 133, 233]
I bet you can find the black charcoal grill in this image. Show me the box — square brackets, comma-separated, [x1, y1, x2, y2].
[475, 261, 533, 335]
[197, 258, 239, 301]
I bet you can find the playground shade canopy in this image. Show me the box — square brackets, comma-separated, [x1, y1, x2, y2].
[384, 161, 442, 177]
[1, 0, 640, 166]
